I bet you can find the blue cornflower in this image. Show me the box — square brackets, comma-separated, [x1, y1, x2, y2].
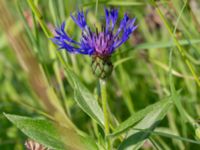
[52, 8, 137, 79]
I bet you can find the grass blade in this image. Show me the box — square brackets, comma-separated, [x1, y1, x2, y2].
[118, 98, 172, 150]
[111, 98, 172, 137]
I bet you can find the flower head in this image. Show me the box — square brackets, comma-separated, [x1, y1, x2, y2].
[52, 8, 137, 78]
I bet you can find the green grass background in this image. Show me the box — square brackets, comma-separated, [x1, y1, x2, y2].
[0, 0, 200, 149]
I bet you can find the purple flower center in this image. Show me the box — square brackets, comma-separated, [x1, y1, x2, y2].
[94, 31, 114, 56]
[81, 27, 115, 57]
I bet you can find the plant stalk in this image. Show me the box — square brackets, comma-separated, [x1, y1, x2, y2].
[100, 79, 111, 149]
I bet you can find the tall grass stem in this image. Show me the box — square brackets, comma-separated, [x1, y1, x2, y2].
[152, 0, 200, 86]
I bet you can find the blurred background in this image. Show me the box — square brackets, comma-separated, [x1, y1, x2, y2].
[0, 0, 200, 149]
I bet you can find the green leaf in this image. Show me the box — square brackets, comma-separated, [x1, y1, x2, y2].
[65, 68, 104, 127]
[114, 56, 134, 68]
[82, 0, 145, 7]
[4, 113, 98, 150]
[106, 1, 144, 6]
[152, 129, 200, 145]
[135, 39, 200, 50]
[118, 98, 173, 150]
[4, 113, 64, 150]
[123, 128, 200, 145]
[112, 98, 172, 137]
[114, 39, 200, 58]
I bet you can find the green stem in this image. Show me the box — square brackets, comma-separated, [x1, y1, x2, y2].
[27, 0, 52, 38]
[100, 79, 111, 149]
[95, 0, 98, 17]
[27, 0, 69, 69]
[27, 0, 72, 116]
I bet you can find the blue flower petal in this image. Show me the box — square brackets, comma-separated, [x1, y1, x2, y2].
[52, 8, 137, 57]
[70, 10, 87, 29]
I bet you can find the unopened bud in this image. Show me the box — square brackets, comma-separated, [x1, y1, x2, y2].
[91, 56, 113, 79]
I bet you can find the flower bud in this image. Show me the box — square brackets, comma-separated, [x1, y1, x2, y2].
[91, 56, 113, 79]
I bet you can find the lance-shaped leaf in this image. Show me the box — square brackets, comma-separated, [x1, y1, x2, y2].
[118, 99, 173, 150]
[65, 68, 104, 127]
[4, 113, 98, 150]
[112, 98, 172, 137]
